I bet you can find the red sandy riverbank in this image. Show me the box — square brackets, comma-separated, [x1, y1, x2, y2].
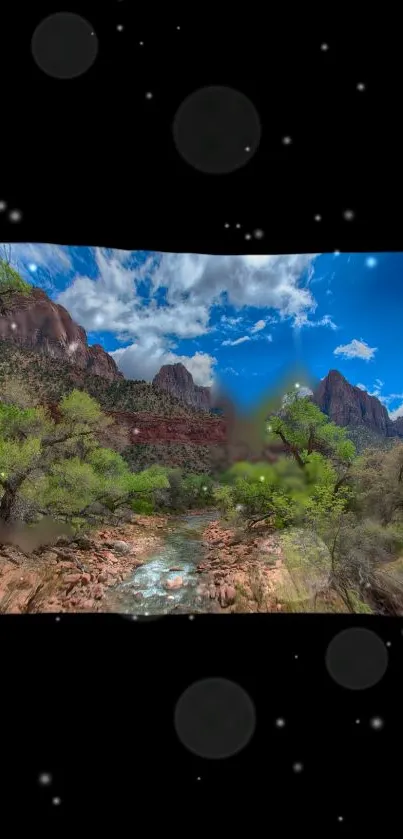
[196, 518, 288, 612]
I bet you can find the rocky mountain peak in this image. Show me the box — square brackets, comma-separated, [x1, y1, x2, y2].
[152, 363, 211, 412]
[312, 369, 401, 438]
[0, 286, 123, 382]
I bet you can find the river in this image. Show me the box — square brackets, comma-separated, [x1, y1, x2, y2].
[105, 510, 218, 616]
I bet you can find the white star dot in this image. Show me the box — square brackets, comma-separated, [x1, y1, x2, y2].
[343, 209, 355, 221]
[139, 41, 144, 45]
[282, 136, 292, 145]
[177, 26, 181, 30]
[314, 214, 322, 222]
[145, 92, 153, 100]
[337, 816, 344, 823]
[245, 145, 251, 152]
[245, 233, 252, 240]
[38, 773, 52, 786]
[294, 654, 298, 659]
[293, 762, 303, 772]
[355, 719, 360, 724]
[117, 25, 124, 32]
[236, 223, 241, 228]
[253, 229, 264, 239]
[275, 718, 286, 727]
[55, 616, 61, 622]
[357, 83, 366, 91]
[224, 223, 230, 228]
[386, 641, 391, 647]
[0, 201, 6, 212]
[52, 797, 62, 806]
[9, 209, 22, 223]
[188, 615, 195, 621]
[320, 43, 329, 51]
[370, 716, 384, 730]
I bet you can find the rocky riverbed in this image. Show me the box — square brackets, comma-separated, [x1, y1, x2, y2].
[0, 510, 326, 615]
[196, 518, 290, 612]
[0, 515, 171, 614]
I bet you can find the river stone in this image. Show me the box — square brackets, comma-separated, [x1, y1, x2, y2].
[165, 576, 183, 590]
[109, 540, 132, 555]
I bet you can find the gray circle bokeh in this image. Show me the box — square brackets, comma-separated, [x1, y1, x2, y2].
[325, 628, 388, 690]
[174, 677, 256, 759]
[172, 86, 261, 174]
[31, 13, 98, 80]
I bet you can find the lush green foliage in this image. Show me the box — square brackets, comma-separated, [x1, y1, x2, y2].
[0, 388, 170, 525]
[211, 392, 403, 615]
[2, 374, 403, 616]
[0, 259, 32, 297]
[267, 390, 356, 465]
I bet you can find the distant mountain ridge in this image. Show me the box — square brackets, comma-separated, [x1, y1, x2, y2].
[1, 282, 402, 449]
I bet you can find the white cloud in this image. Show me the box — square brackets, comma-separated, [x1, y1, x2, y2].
[356, 383, 367, 391]
[266, 334, 273, 342]
[222, 336, 251, 347]
[222, 366, 239, 376]
[151, 252, 319, 318]
[111, 339, 216, 386]
[220, 315, 243, 328]
[8, 245, 320, 383]
[294, 314, 338, 330]
[250, 319, 266, 333]
[334, 338, 377, 361]
[390, 403, 403, 420]
[6, 242, 73, 277]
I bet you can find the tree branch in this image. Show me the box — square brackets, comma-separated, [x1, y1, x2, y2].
[274, 429, 305, 469]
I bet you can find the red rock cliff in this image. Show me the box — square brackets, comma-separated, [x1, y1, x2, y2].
[153, 363, 211, 411]
[0, 287, 123, 382]
[312, 369, 401, 437]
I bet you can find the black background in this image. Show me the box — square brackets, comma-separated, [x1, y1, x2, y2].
[0, 4, 402, 829]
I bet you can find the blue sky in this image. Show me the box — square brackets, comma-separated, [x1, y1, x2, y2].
[3, 243, 403, 420]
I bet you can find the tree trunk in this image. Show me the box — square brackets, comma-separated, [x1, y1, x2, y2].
[0, 486, 18, 523]
[276, 430, 305, 469]
[0, 474, 26, 524]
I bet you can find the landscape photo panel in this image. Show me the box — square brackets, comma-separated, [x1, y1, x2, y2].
[0, 243, 403, 616]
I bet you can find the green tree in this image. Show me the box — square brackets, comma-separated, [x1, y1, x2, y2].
[0, 389, 113, 522]
[267, 390, 355, 478]
[23, 454, 170, 521]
